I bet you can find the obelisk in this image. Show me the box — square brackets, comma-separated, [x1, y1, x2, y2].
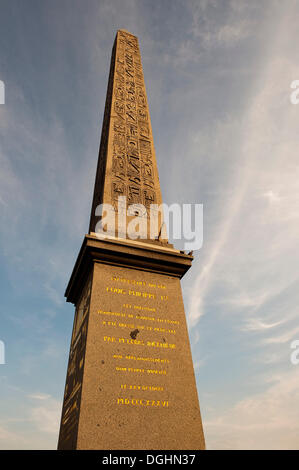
[57, 29, 205, 450]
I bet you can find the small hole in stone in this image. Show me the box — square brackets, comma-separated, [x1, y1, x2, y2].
[130, 329, 139, 340]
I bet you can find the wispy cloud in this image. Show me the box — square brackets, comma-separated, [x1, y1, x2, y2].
[188, 3, 299, 330]
[27, 393, 51, 400]
[30, 396, 61, 435]
[265, 326, 299, 345]
[0, 425, 27, 448]
[242, 318, 285, 332]
[205, 369, 299, 449]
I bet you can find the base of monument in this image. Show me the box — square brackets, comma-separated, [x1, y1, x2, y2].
[58, 235, 205, 450]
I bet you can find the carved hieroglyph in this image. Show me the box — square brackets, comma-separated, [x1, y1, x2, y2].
[89, 30, 164, 239]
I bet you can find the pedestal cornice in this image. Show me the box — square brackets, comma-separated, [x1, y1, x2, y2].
[65, 235, 193, 304]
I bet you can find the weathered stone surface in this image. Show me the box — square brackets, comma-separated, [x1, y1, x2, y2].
[88, 29, 164, 240]
[57, 30, 205, 450]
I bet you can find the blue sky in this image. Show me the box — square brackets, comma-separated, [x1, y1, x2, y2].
[0, 0, 299, 449]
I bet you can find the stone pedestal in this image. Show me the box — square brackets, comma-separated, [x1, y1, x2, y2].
[57, 235, 205, 449]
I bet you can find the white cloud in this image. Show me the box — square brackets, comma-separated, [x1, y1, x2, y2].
[189, 0, 253, 48]
[0, 385, 62, 449]
[27, 393, 51, 400]
[188, 4, 299, 331]
[0, 426, 21, 442]
[262, 190, 281, 204]
[30, 395, 61, 435]
[265, 326, 299, 345]
[242, 318, 285, 332]
[182, 3, 299, 450]
[204, 369, 299, 449]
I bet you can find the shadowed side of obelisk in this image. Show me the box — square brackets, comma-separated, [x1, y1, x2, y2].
[88, 37, 117, 234]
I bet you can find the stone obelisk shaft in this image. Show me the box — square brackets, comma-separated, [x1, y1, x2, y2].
[89, 30, 164, 238]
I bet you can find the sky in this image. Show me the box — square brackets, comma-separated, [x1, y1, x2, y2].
[0, 0, 299, 450]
